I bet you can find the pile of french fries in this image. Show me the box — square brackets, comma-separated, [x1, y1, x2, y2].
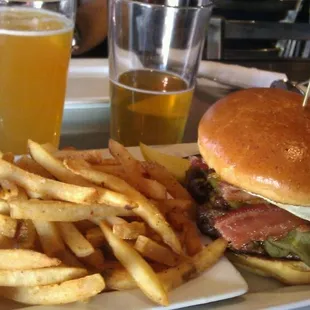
[0, 139, 227, 306]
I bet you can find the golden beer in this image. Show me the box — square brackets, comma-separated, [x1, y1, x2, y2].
[110, 70, 194, 146]
[0, 8, 73, 154]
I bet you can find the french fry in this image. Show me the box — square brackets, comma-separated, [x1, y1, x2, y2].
[159, 239, 227, 292]
[104, 238, 228, 292]
[93, 164, 127, 179]
[2, 152, 14, 163]
[0, 180, 19, 200]
[142, 161, 192, 200]
[98, 220, 168, 306]
[85, 227, 106, 248]
[75, 220, 97, 233]
[0, 139, 227, 306]
[41, 142, 58, 153]
[149, 200, 170, 216]
[151, 200, 194, 220]
[159, 199, 194, 212]
[188, 238, 227, 271]
[183, 222, 203, 256]
[54, 149, 118, 165]
[61, 146, 76, 151]
[109, 140, 144, 174]
[166, 210, 202, 256]
[29, 140, 138, 209]
[15, 220, 37, 249]
[57, 249, 85, 268]
[102, 260, 123, 270]
[0, 158, 97, 203]
[139, 142, 191, 182]
[135, 236, 178, 267]
[0, 274, 105, 305]
[28, 139, 93, 187]
[57, 222, 95, 258]
[113, 221, 146, 240]
[12, 186, 28, 201]
[0, 214, 17, 238]
[0, 235, 15, 249]
[146, 228, 163, 244]
[165, 199, 196, 220]
[103, 268, 135, 290]
[80, 249, 105, 272]
[96, 188, 138, 210]
[167, 210, 188, 231]
[150, 263, 168, 272]
[106, 216, 127, 225]
[0, 267, 87, 286]
[15, 155, 54, 179]
[0, 249, 61, 269]
[143, 179, 167, 200]
[64, 159, 182, 255]
[109, 139, 167, 200]
[33, 221, 65, 257]
[10, 200, 135, 222]
[176, 230, 185, 246]
[0, 200, 10, 215]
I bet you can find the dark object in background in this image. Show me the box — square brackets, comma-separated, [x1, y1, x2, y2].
[270, 79, 304, 95]
[214, 0, 305, 22]
[73, 39, 108, 58]
[206, 0, 310, 60]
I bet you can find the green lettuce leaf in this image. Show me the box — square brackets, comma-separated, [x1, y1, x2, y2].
[264, 229, 310, 266]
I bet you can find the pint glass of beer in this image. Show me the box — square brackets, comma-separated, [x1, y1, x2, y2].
[109, 0, 213, 146]
[0, 0, 75, 154]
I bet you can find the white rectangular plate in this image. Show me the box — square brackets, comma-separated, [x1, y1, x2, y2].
[0, 143, 248, 310]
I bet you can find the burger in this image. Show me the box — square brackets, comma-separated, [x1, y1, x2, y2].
[185, 87, 310, 284]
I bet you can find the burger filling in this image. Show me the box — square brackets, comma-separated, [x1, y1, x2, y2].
[186, 156, 310, 266]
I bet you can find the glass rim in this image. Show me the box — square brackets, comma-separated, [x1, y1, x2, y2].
[112, 0, 214, 9]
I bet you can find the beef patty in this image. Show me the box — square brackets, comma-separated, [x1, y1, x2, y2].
[185, 163, 299, 259]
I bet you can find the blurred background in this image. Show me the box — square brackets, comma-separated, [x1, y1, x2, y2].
[64, 0, 310, 149]
[207, 0, 310, 60]
[75, 0, 310, 59]
[73, 0, 310, 80]
[204, 0, 310, 81]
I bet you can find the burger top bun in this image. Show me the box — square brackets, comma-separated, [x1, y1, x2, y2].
[198, 88, 310, 206]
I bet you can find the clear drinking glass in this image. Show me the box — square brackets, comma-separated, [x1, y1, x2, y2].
[0, 0, 75, 154]
[109, 0, 213, 146]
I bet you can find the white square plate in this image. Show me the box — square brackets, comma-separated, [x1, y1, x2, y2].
[11, 254, 246, 310]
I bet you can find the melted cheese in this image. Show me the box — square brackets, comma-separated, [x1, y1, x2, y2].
[245, 190, 310, 221]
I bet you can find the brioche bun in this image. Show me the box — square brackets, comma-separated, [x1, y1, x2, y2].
[198, 88, 310, 206]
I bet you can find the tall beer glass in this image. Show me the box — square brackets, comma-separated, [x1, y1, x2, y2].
[0, 0, 75, 154]
[109, 0, 213, 146]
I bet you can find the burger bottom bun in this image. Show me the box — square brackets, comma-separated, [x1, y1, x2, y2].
[227, 252, 310, 285]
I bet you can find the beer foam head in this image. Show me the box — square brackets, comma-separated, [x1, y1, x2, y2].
[0, 7, 73, 36]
